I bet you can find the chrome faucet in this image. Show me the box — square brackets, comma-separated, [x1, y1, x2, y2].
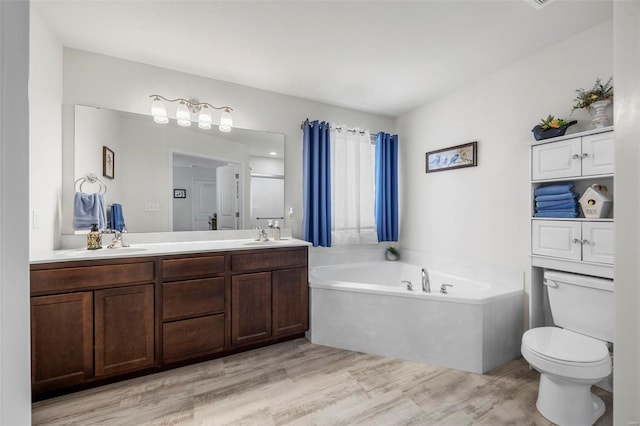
[422, 268, 430, 293]
[255, 227, 270, 242]
[402, 280, 413, 291]
[108, 230, 129, 248]
[440, 283, 453, 294]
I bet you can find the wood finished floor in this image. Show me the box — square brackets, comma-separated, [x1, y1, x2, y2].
[32, 338, 613, 426]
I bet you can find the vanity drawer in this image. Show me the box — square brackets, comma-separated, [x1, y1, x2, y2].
[231, 248, 307, 273]
[31, 261, 155, 294]
[162, 277, 225, 321]
[163, 314, 225, 363]
[161, 255, 225, 280]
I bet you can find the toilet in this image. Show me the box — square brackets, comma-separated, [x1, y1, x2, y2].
[521, 270, 613, 426]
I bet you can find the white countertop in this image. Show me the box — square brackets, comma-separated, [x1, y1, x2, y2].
[31, 238, 311, 264]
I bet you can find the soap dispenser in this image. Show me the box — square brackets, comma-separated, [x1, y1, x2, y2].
[87, 224, 102, 250]
[273, 221, 281, 241]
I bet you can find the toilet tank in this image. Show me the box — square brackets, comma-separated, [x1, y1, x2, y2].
[544, 270, 614, 342]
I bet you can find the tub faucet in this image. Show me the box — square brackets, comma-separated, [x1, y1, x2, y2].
[422, 268, 430, 293]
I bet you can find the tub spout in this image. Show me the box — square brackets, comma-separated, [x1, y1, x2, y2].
[422, 268, 430, 293]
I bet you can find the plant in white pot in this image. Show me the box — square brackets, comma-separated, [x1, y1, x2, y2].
[385, 246, 399, 261]
[572, 77, 613, 128]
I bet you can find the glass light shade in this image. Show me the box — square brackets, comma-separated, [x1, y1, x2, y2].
[151, 98, 168, 123]
[198, 107, 212, 129]
[176, 102, 191, 126]
[219, 109, 233, 132]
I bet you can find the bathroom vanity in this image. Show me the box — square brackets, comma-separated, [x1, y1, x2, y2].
[30, 240, 309, 398]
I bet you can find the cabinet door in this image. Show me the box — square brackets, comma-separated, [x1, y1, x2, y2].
[272, 268, 309, 337]
[581, 133, 614, 176]
[532, 138, 581, 180]
[532, 220, 582, 260]
[31, 292, 93, 393]
[95, 284, 155, 377]
[231, 272, 271, 346]
[582, 222, 614, 264]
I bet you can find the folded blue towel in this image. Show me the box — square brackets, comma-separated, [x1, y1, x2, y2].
[73, 192, 106, 230]
[535, 192, 579, 202]
[109, 203, 126, 232]
[534, 182, 575, 197]
[536, 201, 578, 210]
[534, 211, 579, 218]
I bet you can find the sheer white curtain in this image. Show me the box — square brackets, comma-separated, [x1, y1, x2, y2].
[330, 125, 378, 245]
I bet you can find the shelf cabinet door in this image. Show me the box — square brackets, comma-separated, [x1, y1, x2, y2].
[581, 133, 614, 176]
[272, 268, 309, 337]
[94, 284, 155, 377]
[582, 222, 614, 264]
[31, 292, 93, 393]
[532, 138, 581, 180]
[532, 220, 582, 260]
[231, 272, 272, 346]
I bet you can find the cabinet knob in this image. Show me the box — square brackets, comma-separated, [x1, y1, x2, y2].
[572, 238, 583, 244]
[581, 153, 589, 158]
[572, 154, 581, 160]
[582, 239, 590, 245]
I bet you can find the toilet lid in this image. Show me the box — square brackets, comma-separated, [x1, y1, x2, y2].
[523, 327, 609, 364]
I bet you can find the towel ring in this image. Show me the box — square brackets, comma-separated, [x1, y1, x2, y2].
[74, 173, 108, 195]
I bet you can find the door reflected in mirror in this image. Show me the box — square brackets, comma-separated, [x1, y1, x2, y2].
[70, 105, 284, 234]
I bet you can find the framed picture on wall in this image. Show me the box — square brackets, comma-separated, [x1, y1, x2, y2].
[173, 189, 187, 198]
[425, 141, 477, 173]
[102, 146, 115, 179]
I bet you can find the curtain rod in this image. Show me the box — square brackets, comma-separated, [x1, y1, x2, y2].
[300, 120, 384, 136]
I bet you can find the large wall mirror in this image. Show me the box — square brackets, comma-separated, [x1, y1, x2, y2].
[70, 105, 284, 234]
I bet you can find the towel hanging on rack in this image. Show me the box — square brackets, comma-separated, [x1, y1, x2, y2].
[74, 192, 106, 230]
[74, 173, 107, 195]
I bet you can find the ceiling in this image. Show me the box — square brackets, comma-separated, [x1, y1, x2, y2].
[33, 0, 612, 117]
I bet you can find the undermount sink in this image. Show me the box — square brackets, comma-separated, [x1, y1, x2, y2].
[243, 240, 289, 246]
[64, 246, 147, 257]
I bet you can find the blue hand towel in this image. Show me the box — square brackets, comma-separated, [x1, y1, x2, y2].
[535, 192, 579, 202]
[109, 203, 126, 232]
[73, 192, 107, 230]
[534, 211, 579, 218]
[536, 200, 578, 210]
[534, 182, 575, 197]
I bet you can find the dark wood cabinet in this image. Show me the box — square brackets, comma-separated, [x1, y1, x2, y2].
[31, 245, 308, 397]
[94, 284, 155, 377]
[231, 272, 272, 346]
[272, 268, 309, 337]
[31, 292, 93, 393]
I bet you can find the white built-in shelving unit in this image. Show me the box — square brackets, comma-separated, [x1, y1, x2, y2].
[529, 126, 614, 329]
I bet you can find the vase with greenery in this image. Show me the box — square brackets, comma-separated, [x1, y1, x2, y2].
[572, 77, 613, 128]
[385, 246, 399, 261]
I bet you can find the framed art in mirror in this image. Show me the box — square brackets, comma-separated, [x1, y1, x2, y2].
[103, 146, 115, 179]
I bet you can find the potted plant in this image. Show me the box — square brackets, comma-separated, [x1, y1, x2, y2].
[385, 246, 399, 261]
[572, 77, 613, 128]
[532, 115, 577, 141]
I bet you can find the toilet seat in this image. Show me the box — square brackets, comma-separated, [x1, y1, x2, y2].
[522, 327, 611, 380]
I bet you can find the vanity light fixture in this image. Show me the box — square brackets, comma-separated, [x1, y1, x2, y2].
[149, 95, 234, 132]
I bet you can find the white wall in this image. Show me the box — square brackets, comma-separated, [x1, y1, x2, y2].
[0, 1, 32, 423]
[397, 20, 613, 326]
[29, 7, 62, 254]
[61, 49, 396, 243]
[613, 2, 640, 423]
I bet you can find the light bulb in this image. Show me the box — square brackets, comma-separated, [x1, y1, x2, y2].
[198, 106, 212, 129]
[176, 101, 191, 127]
[151, 97, 168, 124]
[218, 108, 233, 132]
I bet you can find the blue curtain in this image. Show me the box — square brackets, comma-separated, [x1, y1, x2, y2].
[302, 119, 332, 247]
[375, 132, 398, 241]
